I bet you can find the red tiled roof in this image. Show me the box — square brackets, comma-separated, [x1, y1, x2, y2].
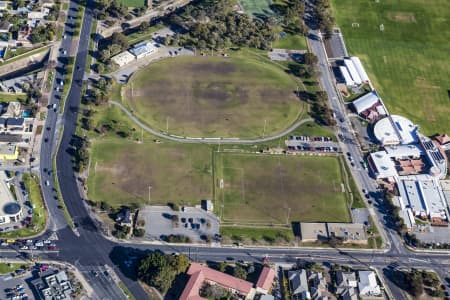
[256, 266, 275, 291]
[180, 263, 254, 300]
[179, 269, 206, 300]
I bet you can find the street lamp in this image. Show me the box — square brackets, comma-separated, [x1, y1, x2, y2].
[148, 186, 152, 206]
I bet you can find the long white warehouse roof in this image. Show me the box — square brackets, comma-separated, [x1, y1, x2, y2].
[353, 91, 379, 114]
[344, 59, 362, 85]
[350, 57, 370, 83]
[339, 66, 354, 86]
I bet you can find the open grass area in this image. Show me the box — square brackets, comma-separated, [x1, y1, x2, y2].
[273, 34, 307, 50]
[215, 153, 351, 224]
[0, 173, 46, 238]
[0, 263, 29, 274]
[331, 0, 450, 135]
[122, 54, 303, 138]
[220, 226, 295, 245]
[0, 92, 27, 103]
[88, 139, 213, 207]
[239, 0, 275, 17]
[119, 0, 145, 7]
[0, 46, 49, 66]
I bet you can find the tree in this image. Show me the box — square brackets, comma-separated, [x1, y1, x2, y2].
[219, 262, 227, 272]
[133, 228, 145, 237]
[233, 265, 247, 280]
[304, 52, 318, 66]
[139, 21, 149, 32]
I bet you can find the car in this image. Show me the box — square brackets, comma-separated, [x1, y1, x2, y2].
[35, 242, 43, 247]
[63, 50, 67, 55]
[26, 240, 33, 245]
[365, 194, 370, 199]
[45, 180, 50, 186]
[91, 270, 98, 277]
[20, 246, 28, 250]
[30, 246, 37, 250]
[13, 225, 19, 229]
[46, 127, 51, 131]
[43, 240, 51, 244]
[44, 138, 48, 143]
[226, 257, 234, 261]
[362, 189, 366, 194]
[63, 34, 66, 39]
[0, 242, 8, 246]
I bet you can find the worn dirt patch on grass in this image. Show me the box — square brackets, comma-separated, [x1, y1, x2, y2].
[388, 12, 416, 23]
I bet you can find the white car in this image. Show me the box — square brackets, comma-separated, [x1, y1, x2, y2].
[43, 240, 51, 244]
[35, 242, 44, 247]
[20, 246, 28, 250]
[45, 180, 50, 186]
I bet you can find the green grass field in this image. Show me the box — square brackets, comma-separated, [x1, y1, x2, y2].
[273, 34, 307, 50]
[123, 54, 303, 138]
[215, 153, 350, 224]
[119, 0, 145, 7]
[88, 139, 213, 207]
[332, 0, 450, 135]
[239, 0, 274, 17]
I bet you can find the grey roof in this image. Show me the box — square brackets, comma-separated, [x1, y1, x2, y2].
[0, 134, 22, 143]
[288, 269, 309, 296]
[6, 117, 24, 126]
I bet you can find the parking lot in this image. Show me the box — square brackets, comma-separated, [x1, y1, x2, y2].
[0, 268, 33, 300]
[285, 135, 340, 152]
[268, 49, 306, 62]
[138, 206, 220, 243]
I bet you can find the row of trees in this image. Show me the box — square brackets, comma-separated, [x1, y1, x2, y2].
[95, 0, 128, 20]
[167, 0, 276, 50]
[138, 252, 190, 294]
[280, 0, 308, 35]
[98, 32, 129, 63]
[312, 0, 334, 37]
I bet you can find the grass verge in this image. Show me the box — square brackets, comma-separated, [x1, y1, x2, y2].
[118, 281, 136, 300]
[52, 130, 75, 229]
[0, 263, 29, 274]
[220, 226, 295, 245]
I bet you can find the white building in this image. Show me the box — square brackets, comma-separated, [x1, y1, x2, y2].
[358, 271, 381, 297]
[344, 59, 362, 85]
[352, 91, 380, 114]
[340, 66, 354, 86]
[0, 172, 22, 224]
[350, 56, 370, 83]
[373, 115, 419, 145]
[111, 51, 135, 67]
[368, 151, 397, 179]
[129, 41, 158, 59]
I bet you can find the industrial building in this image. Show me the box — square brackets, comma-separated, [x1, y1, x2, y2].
[31, 270, 75, 300]
[398, 179, 447, 224]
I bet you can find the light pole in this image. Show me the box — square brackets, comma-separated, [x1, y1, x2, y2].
[148, 186, 152, 206]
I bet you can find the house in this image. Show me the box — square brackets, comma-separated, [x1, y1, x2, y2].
[341, 287, 357, 300]
[309, 272, 327, 300]
[3, 102, 22, 118]
[256, 266, 275, 294]
[0, 144, 18, 160]
[27, 11, 47, 28]
[300, 223, 328, 242]
[6, 118, 25, 132]
[335, 271, 357, 295]
[111, 51, 135, 67]
[129, 41, 158, 59]
[180, 263, 255, 300]
[115, 208, 131, 226]
[288, 269, 310, 299]
[0, 21, 10, 33]
[358, 271, 381, 297]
